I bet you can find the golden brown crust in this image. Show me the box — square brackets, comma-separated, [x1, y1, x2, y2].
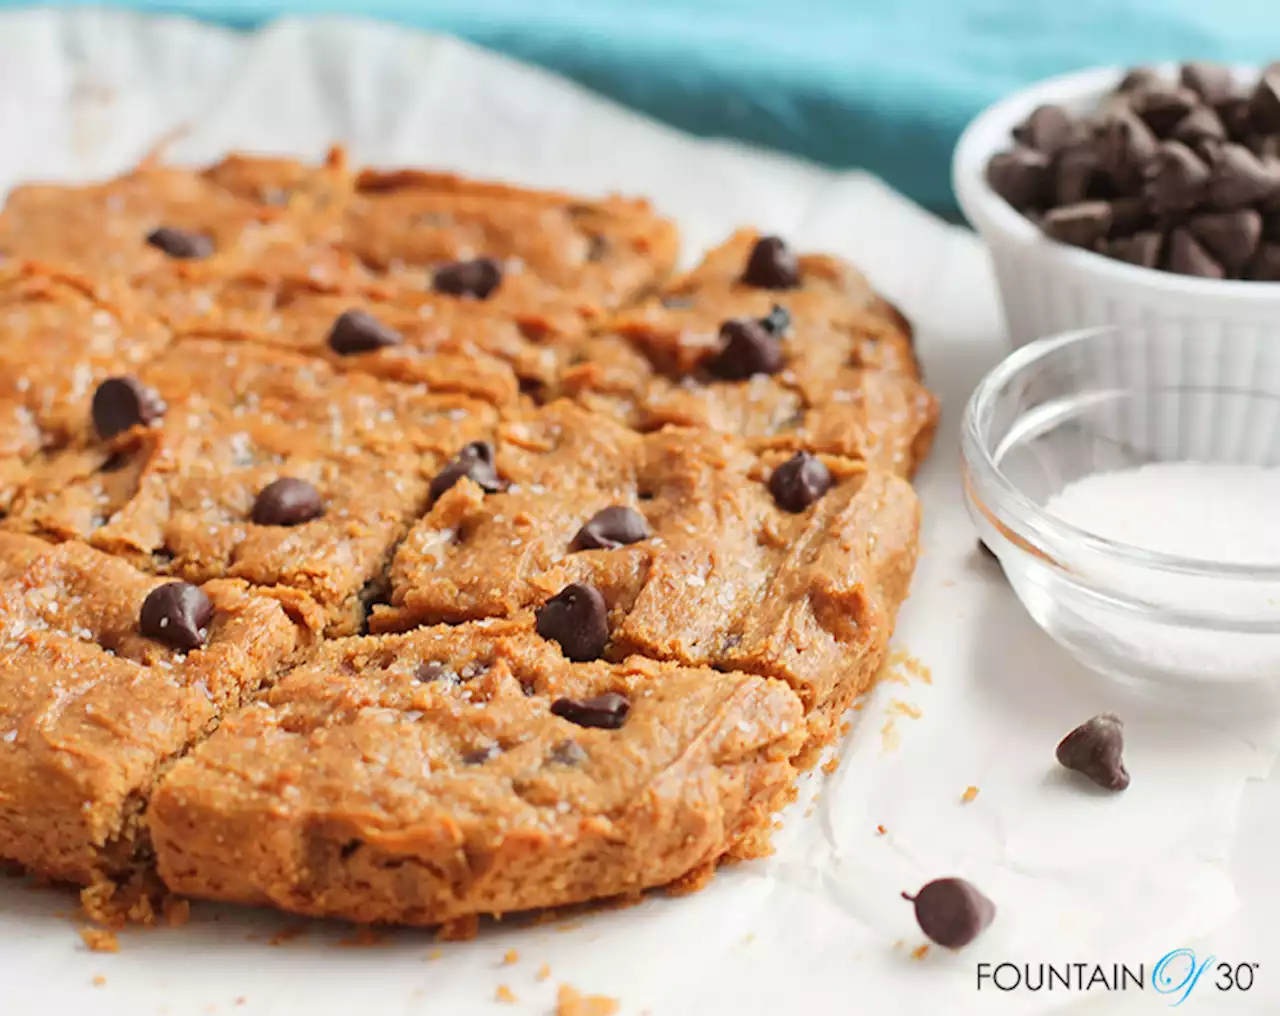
[149, 621, 804, 925]
[0, 264, 170, 464]
[0, 539, 305, 884]
[176, 283, 583, 404]
[557, 229, 937, 476]
[0, 150, 932, 926]
[341, 169, 680, 306]
[5, 339, 498, 634]
[373, 401, 920, 752]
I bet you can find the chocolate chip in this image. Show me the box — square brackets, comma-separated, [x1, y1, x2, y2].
[145, 226, 213, 260]
[1143, 141, 1210, 214]
[99, 450, 134, 474]
[1095, 111, 1159, 191]
[1053, 147, 1103, 206]
[1118, 67, 1161, 93]
[1107, 231, 1163, 269]
[902, 878, 996, 949]
[741, 236, 800, 289]
[327, 309, 403, 355]
[415, 661, 450, 683]
[1188, 209, 1262, 274]
[1107, 196, 1151, 236]
[768, 451, 832, 512]
[1250, 242, 1280, 280]
[461, 744, 500, 765]
[1250, 65, 1280, 133]
[706, 317, 784, 380]
[1180, 62, 1236, 106]
[139, 581, 214, 652]
[986, 148, 1051, 210]
[1206, 143, 1280, 210]
[573, 506, 651, 551]
[585, 233, 609, 262]
[1040, 201, 1113, 249]
[432, 257, 503, 299]
[1167, 228, 1226, 278]
[1012, 104, 1078, 156]
[1172, 105, 1227, 149]
[760, 304, 792, 336]
[986, 65, 1280, 280]
[1056, 713, 1130, 791]
[1246, 133, 1280, 160]
[535, 582, 609, 662]
[1219, 97, 1255, 139]
[550, 692, 630, 730]
[429, 441, 505, 504]
[251, 477, 324, 527]
[92, 377, 166, 440]
[1131, 84, 1199, 137]
[548, 739, 588, 766]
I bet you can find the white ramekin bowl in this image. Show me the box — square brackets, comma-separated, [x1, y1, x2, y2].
[953, 65, 1280, 349]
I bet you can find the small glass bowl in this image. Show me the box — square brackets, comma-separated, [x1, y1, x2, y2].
[962, 323, 1280, 687]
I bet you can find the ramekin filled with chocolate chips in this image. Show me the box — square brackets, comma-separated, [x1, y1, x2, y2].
[955, 63, 1280, 348]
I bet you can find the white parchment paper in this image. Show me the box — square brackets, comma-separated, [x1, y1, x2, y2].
[0, 11, 1276, 1015]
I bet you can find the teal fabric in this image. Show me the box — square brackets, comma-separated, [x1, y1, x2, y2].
[14, 1, 1280, 213]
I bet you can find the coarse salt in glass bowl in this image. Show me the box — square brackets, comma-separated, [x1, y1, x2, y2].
[962, 322, 1280, 688]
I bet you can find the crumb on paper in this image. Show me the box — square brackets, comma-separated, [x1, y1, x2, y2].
[267, 923, 308, 946]
[426, 947, 444, 961]
[895, 649, 933, 684]
[437, 914, 479, 941]
[555, 920, 583, 933]
[80, 874, 162, 929]
[822, 756, 840, 776]
[893, 939, 905, 950]
[875, 824, 887, 836]
[851, 700, 865, 712]
[79, 927, 120, 953]
[537, 963, 552, 982]
[235, 1000, 246, 1008]
[556, 984, 620, 1016]
[912, 944, 931, 961]
[962, 785, 980, 803]
[803, 806, 814, 818]
[503, 948, 519, 965]
[840, 720, 852, 736]
[92, 975, 106, 988]
[880, 717, 900, 751]
[878, 649, 933, 687]
[495, 985, 517, 1004]
[163, 897, 191, 927]
[887, 699, 922, 720]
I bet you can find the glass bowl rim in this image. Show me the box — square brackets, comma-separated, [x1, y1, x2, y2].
[962, 324, 1280, 584]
